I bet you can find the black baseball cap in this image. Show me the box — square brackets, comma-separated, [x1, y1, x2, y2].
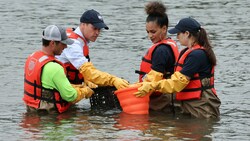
[168, 17, 201, 34]
[80, 9, 109, 30]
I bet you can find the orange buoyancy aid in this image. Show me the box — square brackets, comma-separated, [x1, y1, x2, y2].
[64, 28, 90, 84]
[137, 38, 179, 82]
[23, 51, 71, 113]
[175, 45, 217, 101]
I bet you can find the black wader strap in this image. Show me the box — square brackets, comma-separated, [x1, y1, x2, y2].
[182, 73, 214, 92]
[142, 57, 152, 64]
[171, 94, 175, 116]
[86, 55, 90, 62]
[24, 79, 64, 104]
[34, 80, 37, 100]
[135, 70, 146, 75]
[24, 90, 61, 103]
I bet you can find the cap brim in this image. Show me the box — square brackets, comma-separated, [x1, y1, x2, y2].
[61, 38, 74, 45]
[92, 22, 109, 30]
[168, 28, 181, 34]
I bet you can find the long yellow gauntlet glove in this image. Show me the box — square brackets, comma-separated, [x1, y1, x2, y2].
[143, 69, 164, 82]
[83, 79, 98, 89]
[134, 72, 189, 97]
[79, 62, 129, 90]
[71, 84, 94, 104]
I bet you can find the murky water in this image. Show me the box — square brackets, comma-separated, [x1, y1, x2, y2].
[0, 0, 250, 140]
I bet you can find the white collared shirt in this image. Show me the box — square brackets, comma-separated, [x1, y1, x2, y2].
[56, 27, 89, 69]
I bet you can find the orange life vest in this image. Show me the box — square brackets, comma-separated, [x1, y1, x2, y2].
[23, 51, 71, 113]
[64, 28, 90, 84]
[137, 38, 179, 82]
[175, 45, 217, 100]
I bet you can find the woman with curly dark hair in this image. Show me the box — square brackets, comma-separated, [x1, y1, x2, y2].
[135, 1, 179, 111]
[135, 17, 221, 118]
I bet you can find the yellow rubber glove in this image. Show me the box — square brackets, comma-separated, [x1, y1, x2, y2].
[83, 79, 98, 89]
[143, 69, 163, 82]
[71, 85, 94, 104]
[113, 77, 130, 89]
[79, 62, 129, 90]
[134, 71, 190, 97]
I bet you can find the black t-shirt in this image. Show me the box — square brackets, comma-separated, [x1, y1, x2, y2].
[151, 44, 175, 74]
[180, 49, 212, 78]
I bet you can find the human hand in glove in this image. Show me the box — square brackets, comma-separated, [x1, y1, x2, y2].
[134, 82, 156, 97]
[112, 77, 129, 90]
[72, 85, 94, 104]
[81, 86, 94, 98]
[79, 62, 129, 89]
[134, 72, 190, 97]
[143, 69, 163, 82]
[83, 79, 98, 89]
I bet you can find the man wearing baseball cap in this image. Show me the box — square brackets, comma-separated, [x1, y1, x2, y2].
[23, 25, 94, 114]
[56, 9, 129, 90]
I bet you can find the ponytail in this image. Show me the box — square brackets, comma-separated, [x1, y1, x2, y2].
[192, 28, 217, 66]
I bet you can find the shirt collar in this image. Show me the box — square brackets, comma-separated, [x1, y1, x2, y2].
[74, 27, 90, 43]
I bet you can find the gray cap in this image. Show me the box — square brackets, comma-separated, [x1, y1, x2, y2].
[42, 25, 74, 45]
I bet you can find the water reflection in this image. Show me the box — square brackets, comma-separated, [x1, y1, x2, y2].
[1, 0, 250, 140]
[19, 111, 77, 140]
[146, 112, 220, 140]
[19, 113, 43, 140]
[114, 112, 150, 131]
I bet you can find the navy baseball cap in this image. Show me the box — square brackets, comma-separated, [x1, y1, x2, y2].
[168, 17, 201, 34]
[80, 9, 109, 30]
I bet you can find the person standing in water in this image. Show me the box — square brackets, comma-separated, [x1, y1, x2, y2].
[23, 25, 94, 113]
[56, 9, 129, 89]
[135, 17, 221, 118]
[135, 1, 179, 111]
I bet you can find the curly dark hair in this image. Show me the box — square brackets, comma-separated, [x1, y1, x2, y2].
[145, 1, 168, 28]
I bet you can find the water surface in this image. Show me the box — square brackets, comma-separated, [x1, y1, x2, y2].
[0, 0, 249, 140]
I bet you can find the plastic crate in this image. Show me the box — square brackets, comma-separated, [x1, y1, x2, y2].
[90, 86, 121, 110]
